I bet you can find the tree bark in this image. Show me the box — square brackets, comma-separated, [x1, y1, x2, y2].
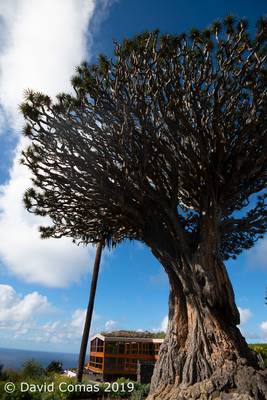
[148, 252, 267, 400]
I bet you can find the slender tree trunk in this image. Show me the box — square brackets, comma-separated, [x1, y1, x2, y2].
[77, 242, 103, 382]
[147, 250, 267, 400]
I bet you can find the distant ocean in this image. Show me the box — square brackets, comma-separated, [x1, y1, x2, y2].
[0, 347, 79, 370]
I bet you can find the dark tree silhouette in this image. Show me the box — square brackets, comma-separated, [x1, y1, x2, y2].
[20, 16, 267, 400]
[46, 360, 63, 374]
[21, 360, 44, 379]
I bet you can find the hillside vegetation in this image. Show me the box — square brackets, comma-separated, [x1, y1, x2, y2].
[249, 344, 267, 367]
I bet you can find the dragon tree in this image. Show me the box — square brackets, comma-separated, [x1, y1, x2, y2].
[20, 16, 267, 400]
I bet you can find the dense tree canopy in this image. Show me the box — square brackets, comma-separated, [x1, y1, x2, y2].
[20, 17, 266, 261]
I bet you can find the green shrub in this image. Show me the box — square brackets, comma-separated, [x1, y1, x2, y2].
[0, 382, 41, 400]
[249, 344, 267, 367]
[21, 360, 45, 380]
[97, 378, 149, 399]
[46, 361, 63, 375]
[129, 382, 149, 400]
[0, 367, 22, 382]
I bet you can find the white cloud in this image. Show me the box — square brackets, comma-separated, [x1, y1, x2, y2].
[40, 311, 87, 344]
[0, 0, 96, 130]
[14, 308, 101, 345]
[104, 319, 117, 331]
[241, 321, 267, 343]
[0, 152, 93, 287]
[149, 270, 168, 286]
[151, 315, 168, 333]
[160, 315, 168, 332]
[0, 284, 103, 348]
[71, 309, 86, 329]
[0, 146, 94, 287]
[247, 237, 267, 271]
[260, 321, 267, 335]
[238, 307, 252, 325]
[40, 310, 95, 344]
[0, 284, 52, 325]
[0, 1, 113, 287]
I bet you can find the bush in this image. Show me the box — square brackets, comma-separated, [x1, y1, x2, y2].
[0, 368, 22, 382]
[0, 382, 41, 400]
[20, 360, 45, 380]
[96, 378, 149, 399]
[46, 361, 63, 375]
[129, 382, 150, 400]
[249, 344, 267, 367]
[0, 365, 8, 381]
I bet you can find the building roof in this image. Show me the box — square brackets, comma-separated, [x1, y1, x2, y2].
[90, 331, 165, 343]
[101, 330, 165, 339]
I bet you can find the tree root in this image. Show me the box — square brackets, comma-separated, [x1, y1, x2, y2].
[147, 363, 267, 400]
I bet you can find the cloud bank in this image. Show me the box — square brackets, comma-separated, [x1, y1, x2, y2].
[0, 142, 93, 287]
[0, 284, 112, 349]
[247, 237, 267, 271]
[0, 284, 52, 324]
[260, 321, 267, 341]
[160, 315, 168, 332]
[0, 284, 84, 345]
[238, 307, 252, 326]
[104, 319, 118, 331]
[0, 0, 95, 129]
[0, 1, 113, 287]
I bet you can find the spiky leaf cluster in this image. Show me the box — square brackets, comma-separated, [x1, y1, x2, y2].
[20, 17, 267, 259]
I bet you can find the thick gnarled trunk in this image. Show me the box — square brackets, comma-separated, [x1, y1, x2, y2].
[148, 255, 267, 400]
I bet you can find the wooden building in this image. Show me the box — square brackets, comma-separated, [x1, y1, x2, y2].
[86, 331, 164, 381]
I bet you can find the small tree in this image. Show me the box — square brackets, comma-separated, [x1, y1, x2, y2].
[21, 360, 44, 379]
[45, 361, 63, 374]
[20, 17, 267, 399]
[0, 365, 6, 380]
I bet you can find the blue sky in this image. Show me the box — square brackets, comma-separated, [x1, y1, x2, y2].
[0, 0, 266, 354]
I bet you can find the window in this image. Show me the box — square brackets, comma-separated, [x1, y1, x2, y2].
[96, 338, 104, 352]
[105, 358, 118, 370]
[118, 342, 125, 354]
[117, 358, 125, 369]
[90, 338, 104, 352]
[142, 343, 150, 354]
[149, 343, 154, 355]
[105, 342, 117, 354]
[89, 356, 103, 370]
[125, 359, 137, 370]
[131, 342, 138, 354]
[154, 343, 161, 354]
[138, 342, 159, 355]
[125, 343, 131, 354]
